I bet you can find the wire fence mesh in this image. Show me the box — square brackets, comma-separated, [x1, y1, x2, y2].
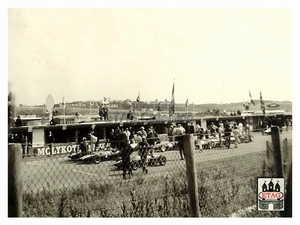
[18, 127, 292, 217]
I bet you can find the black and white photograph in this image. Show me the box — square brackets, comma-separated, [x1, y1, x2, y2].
[5, 0, 298, 221]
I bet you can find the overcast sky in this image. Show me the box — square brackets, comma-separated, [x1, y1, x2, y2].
[7, 7, 293, 106]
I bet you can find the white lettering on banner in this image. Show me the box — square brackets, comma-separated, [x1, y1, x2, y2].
[37, 148, 45, 155]
[55, 146, 61, 154]
[51, 146, 56, 155]
[35, 144, 77, 156]
[45, 147, 51, 155]
[66, 146, 73, 153]
[61, 146, 66, 154]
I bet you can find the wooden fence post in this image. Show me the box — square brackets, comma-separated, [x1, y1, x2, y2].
[271, 127, 292, 217]
[280, 163, 292, 217]
[271, 126, 284, 177]
[8, 143, 22, 217]
[183, 134, 200, 217]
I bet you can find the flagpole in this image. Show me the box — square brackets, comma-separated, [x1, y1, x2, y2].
[193, 102, 194, 115]
[136, 92, 141, 116]
[90, 99, 91, 118]
[186, 100, 188, 116]
[169, 79, 175, 117]
[63, 97, 66, 125]
[139, 92, 141, 114]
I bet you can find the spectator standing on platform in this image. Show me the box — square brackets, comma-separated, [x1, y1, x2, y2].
[103, 105, 109, 120]
[127, 111, 134, 120]
[99, 105, 104, 120]
[15, 115, 22, 127]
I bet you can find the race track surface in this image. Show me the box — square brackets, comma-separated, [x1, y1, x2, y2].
[21, 130, 292, 192]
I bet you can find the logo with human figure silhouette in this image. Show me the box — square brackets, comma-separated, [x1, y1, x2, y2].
[257, 178, 284, 211]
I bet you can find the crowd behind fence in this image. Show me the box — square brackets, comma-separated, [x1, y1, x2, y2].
[8, 126, 292, 217]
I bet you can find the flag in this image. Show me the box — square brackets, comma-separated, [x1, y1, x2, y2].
[186, 98, 189, 107]
[136, 93, 140, 102]
[169, 82, 175, 116]
[260, 91, 264, 105]
[102, 97, 110, 104]
[249, 91, 255, 106]
[260, 91, 265, 114]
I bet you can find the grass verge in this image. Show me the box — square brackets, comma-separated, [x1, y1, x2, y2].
[22, 141, 291, 217]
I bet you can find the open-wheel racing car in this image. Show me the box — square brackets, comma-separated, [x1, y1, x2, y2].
[152, 134, 177, 152]
[115, 151, 167, 170]
[68, 148, 121, 164]
[152, 141, 176, 152]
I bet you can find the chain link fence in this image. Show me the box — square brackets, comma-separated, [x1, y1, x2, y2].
[13, 127, 292, 217]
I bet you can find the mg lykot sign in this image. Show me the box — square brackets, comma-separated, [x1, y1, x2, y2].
[34, 144, 77, 156]
[257, 178, 285, 211]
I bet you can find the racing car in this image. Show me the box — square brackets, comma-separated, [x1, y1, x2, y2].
[194, 136, 236, 149]
[153, 141, 176, 152]
[262, 125, 284, 136]
[68, 148, 121, 164]
[115, 151, 167, 170]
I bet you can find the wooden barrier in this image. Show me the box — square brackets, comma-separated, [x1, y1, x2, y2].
[8, 143, 22, 217]
[183, 134, 200, 217]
